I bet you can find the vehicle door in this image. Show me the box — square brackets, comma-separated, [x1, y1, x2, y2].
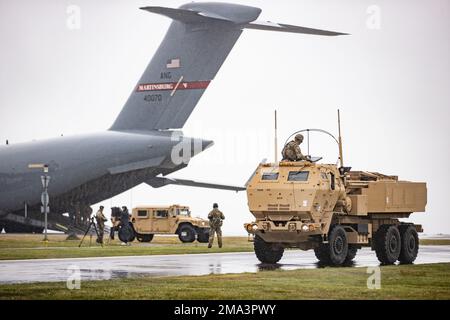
[151, 209, 170, 233]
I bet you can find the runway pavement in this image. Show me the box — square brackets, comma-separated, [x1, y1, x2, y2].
[1, 245, 449, 284]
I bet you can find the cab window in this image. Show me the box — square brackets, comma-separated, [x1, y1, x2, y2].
[261, 172, 279, 181]
[155, 210, 169, 218]
[288, 171, 309, 182]
[178, 209, 190, 216]
[137, 210, 148, 217]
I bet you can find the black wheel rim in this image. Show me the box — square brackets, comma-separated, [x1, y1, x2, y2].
[333, 236, 344, 254]
[389, 234, 398, 253]
[408, 235, 416, 252]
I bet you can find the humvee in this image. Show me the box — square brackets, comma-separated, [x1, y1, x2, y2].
[131, 205, 210, 243]
[244, 112, 427, 266]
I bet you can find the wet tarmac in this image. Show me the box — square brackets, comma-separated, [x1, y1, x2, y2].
[1, 246, 450, 284]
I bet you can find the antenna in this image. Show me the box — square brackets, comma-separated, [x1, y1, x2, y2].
[274, 109, 278, 163]
[337, 109, 344, 168]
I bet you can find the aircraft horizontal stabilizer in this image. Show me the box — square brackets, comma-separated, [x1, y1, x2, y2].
[146, 176, 245, 192]
[244, 21, 348, 36]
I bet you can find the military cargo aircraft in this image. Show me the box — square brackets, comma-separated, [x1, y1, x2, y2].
[0, 2, 346, 233]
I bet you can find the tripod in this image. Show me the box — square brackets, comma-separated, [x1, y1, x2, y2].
[78, 217, 103, 247]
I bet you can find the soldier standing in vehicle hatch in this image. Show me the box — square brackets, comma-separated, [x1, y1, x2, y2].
[208, 203, 225, 248]
[281, 134, 310, 161]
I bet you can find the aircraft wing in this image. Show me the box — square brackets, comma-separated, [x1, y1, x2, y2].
[146, 176, 245, 192]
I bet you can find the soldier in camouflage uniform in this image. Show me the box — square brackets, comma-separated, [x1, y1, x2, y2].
[208, 203, 225, 248]
[281, 134, 310, 161]
[95, 206, 107, 244]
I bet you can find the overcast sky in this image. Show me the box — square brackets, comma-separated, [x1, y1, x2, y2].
[1, 0, 449, 235]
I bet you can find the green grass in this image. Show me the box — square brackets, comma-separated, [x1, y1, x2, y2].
[0, 234, 253, 260]
[1, 263, 449, 300]
[419, 239, 450, 246]
[0, 234, 448, 261]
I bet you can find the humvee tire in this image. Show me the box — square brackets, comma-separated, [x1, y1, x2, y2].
[119, 222, 136, 243]
[136, 233, 154, 243]
[345, 245, 358, 263]
[398, 225, 419, 264]
[254, 235, 284, 264]
[197, 228, 210, 243]
[374, 224, 401, 265]
[178, 224, 196, 243]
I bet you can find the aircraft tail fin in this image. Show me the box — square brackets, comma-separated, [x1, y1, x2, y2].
[110, 3, 347, 132]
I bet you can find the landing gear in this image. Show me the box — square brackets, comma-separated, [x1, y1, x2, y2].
[254, 235, 284, 264]
[314, 225, 348, 266]
[178, 224, 196, 243]
[374, 224, 401, 265]
[4, 222, 33, 233]
[136, 233, 154, 243]
[398, 225, 419, 264]
[32, 227, 44, 234]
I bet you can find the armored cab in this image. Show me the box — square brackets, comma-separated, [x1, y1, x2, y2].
[245, 160, 427, 266]
[131, 205, 210, 243]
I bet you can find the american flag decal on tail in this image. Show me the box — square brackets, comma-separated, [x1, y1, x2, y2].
[166, 58, 180, 68]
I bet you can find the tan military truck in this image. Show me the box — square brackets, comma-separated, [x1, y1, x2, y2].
[131, 205, 210, 243]
[244, 113, 427, 266]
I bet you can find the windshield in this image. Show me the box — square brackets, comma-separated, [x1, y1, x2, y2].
[178, 209, 190, 216]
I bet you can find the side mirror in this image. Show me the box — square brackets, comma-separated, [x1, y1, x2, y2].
[330, 173, 336, 190]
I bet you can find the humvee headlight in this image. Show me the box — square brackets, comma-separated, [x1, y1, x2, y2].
[301, 224, 309, 232]
[251, 224, 258, 231]
[309, 224, 315, 231]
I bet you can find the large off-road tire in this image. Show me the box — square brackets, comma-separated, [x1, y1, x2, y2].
[328, 225, 349, 266]
[374, 224, 401, 265]
[398, 225, 419, 264]
[178, 224, 196, 243]
[118, 222, 136, 243]
[314, 225, 349, 266]
[345, 245, 358, 263]
[314, 243, 331, 264]
[136, 234, 154, 243]
[197, 228, 210, 243]
[254, 235, 284, 264]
